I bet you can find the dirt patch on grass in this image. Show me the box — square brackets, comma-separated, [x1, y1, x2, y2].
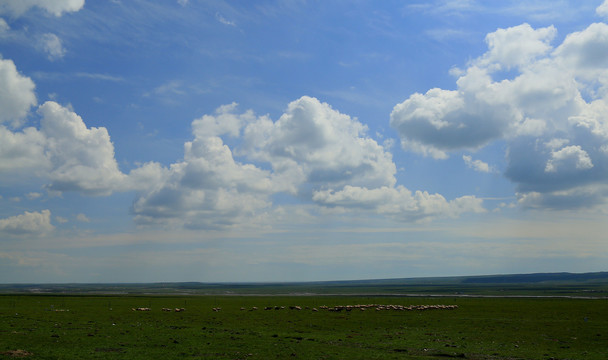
[1, 349, 34, 357]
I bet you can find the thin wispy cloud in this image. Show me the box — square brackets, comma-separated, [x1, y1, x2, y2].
[75, 72, 125, 82]
[216, 12, 236, 26]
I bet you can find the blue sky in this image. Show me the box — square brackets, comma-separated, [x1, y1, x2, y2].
[1, 0, 608, 283]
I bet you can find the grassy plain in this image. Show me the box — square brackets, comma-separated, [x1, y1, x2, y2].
[1, 294, 606, 359]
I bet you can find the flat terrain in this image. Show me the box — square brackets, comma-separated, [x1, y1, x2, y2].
[1, 294, 606, 359]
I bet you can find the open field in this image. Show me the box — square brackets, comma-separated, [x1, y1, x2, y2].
[1, 294, 606, 359]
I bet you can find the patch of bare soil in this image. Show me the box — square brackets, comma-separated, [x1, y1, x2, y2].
[1, 349, 33, 357]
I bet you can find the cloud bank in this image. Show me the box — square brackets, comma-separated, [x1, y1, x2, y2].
[0, 57, 483, 229]
[132, 96, 482, 228]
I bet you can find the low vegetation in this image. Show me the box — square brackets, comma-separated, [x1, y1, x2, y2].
[1, 294, 606, 359]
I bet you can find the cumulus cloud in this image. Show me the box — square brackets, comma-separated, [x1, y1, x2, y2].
[131, 109, 274, 229]
[244, 96, 397, 191]
[478, 23, 556, 70]
[545, 145, 593, 173]
[312, 185, 485, 222]
[0, 125, 47, 173]
[37, 101, 127, 196]
[0, 209, 54, 236]
[392, 21, 608, 209]
[0, 64, 483, 229]
[390, 23, 573, 159]
[0, 57, 37, 126]
[597, 0, 608, 18]
[390, 85, 515, 159]
[0, 99, 145, 196]
[0, 0, 85, 17]
[132, 97, 482, 229]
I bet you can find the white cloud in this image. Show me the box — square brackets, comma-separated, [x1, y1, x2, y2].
[0, 57, 37, 126]
[0, 86, 484, 229]
[390, 79, 520, 159]
[463, 155, 493, 173]
[37, 101, 126, 196]
[75, 73, 124, 82]
[131, 111, 274, 229]
[544, 138, 569, 150]
[479, 23, 556, 71]
[392, 21, 608, 209]
[1, 100, 150, 195]
[312, 185, 485, 222]
[0, 17, 8, 33]
[390, 23, 580, 158]
[192, 102, 254, 138]
[553, 22, 608, 87]
[516, 185, 608, 210]
[0, 0, 85, 17]
[0, 209, 54, 236]
[132, 97, 482, 229]
[545, 145, 594, 173]
[597, 0, 608, 18]
[0, 125, 47, 173]
[177, 0, 189, 6]
[38, 33, 66, 60]
[244, 96, 397, 191]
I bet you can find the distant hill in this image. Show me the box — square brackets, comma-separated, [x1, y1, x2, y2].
[460, 271, 608, 284]
[1, 271, 607, 297]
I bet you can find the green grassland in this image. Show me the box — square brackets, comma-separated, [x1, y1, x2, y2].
[1, 294, 606, 359]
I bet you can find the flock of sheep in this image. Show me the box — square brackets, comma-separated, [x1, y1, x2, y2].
[132, 304, 458, 313]
[131, 307, 185, 312]
[245, 304, 459, 312]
